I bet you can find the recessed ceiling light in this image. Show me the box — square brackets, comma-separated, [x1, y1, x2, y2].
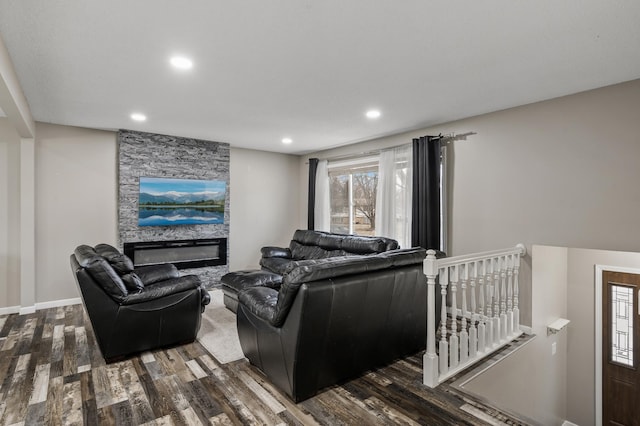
[170, 56, 193, 70]
[130, 113, 147, 122]
[282, 138, 293, 145]
[366, 109, 381, 119]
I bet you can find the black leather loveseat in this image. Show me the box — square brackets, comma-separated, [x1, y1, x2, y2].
[70, 244, 210, 362]
[236, 247, 438, 402]
[222, 229, 400, 312]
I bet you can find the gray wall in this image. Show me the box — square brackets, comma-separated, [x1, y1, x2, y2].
[34, 123, 119, 304]
[228, 147, 300, 271]
[0, 118, 21, 309]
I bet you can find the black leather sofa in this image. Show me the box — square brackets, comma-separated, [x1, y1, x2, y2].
[70, 244, 210, 362]
[260, 229, 400, 275]
[236, 247, 439, 402]
[222, 229, 400, 312]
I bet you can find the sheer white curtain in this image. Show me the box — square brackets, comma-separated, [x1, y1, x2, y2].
[314, 159, 330, 231]
[375, 145, 412, 248]
[376, 150, 395, 239]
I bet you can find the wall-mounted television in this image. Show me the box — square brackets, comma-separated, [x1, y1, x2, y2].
[138, 177, 226, 226]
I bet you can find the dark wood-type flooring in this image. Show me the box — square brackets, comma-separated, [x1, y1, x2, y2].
[0, 305, 531, 425]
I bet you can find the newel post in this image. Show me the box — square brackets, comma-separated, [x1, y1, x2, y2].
[423, 249, 439, 387]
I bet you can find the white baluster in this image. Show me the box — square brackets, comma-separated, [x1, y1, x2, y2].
[469, 261, 478, 359]
[439, 268, 449, 376]
[493, 257, 501, 345]
[460, 264, 469, 364]
[449, 265, 459, 369]
[423, 250, 439, 387]
[485, 259, 494, 348]
[500, 256, 508, 341]
[477, 260, 486, 353]
[513, 252, 521, 334]
[506, 254, 514, 336]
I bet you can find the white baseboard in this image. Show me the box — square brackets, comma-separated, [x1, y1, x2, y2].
[1, 297, 82, 316]
[0, 305, 20, 316]
[562, 421, 579, 426]
[19, 305, 36, 315]
[35, 297, 81, 310]
[520, 325, 533, 335]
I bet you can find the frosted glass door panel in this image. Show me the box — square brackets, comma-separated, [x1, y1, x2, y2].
[611, 284, 634, 367]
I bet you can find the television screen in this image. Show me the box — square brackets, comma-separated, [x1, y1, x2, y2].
[138, 177, 226, 226]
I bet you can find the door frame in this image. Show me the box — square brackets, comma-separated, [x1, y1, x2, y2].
[595, 264, 640, 425]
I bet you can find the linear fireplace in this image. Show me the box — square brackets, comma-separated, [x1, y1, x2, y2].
[123, 238, 227, 270]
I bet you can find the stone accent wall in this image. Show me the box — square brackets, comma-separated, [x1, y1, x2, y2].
[118, 129, 230, 288]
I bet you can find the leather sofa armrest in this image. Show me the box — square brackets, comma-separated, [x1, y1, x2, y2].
[261, 246, 292, 259]
[121, 275, 201, 305]
[238, 287, 278, 324]
[134, 264, 180, 286]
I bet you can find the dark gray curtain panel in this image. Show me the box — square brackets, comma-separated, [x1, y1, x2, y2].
[307, 158, 319, 230]
[411, 136, 441, 250]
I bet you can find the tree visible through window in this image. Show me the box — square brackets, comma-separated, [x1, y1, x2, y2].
[328, 159, 378, 236]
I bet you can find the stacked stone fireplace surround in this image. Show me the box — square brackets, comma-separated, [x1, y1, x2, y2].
[118, 129, 230, 288]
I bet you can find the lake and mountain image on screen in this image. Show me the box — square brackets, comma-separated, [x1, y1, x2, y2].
[138, 177, 226, 226]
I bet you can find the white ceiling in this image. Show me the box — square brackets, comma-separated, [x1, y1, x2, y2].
[0, 1, 639, 154]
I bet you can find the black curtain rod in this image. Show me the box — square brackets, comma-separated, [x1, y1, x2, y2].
[307, 131, 476, 163]
[311, 144, 409, 163]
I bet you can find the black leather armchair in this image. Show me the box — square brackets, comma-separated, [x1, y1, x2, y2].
[70, 244, 210, 362]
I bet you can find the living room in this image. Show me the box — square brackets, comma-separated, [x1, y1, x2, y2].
[2, 2, 640, 425]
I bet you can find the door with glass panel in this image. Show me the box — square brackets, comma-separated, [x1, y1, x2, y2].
[603, 270, 640, 425]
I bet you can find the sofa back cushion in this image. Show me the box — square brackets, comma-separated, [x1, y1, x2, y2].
[93, 244, 144, 292]
[74, 244, 101, 267]
[270, 248, 426, 327]
[85, 257, 128, 300]
[289, 241, 348, 260]
[289, 229, 399, 260]
[95, 243, 135, 274]
[74, 245, 129, 299]
[286, 248, 425, 285]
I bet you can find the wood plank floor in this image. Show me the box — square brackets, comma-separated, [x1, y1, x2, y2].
[0, 305, 531, 425]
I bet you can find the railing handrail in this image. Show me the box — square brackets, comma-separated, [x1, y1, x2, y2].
[427, 244, 526, 268]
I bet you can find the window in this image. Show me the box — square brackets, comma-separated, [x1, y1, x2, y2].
[328, 157, 379, 236]
[317, 142, 444, 250]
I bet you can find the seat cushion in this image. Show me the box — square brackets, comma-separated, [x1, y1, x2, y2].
[221, 270, 283, 294]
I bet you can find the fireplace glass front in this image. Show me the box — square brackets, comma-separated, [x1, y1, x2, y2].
[123, 238, 227, 270]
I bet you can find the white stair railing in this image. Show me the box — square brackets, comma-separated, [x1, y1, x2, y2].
[423, 244, 526, 387]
